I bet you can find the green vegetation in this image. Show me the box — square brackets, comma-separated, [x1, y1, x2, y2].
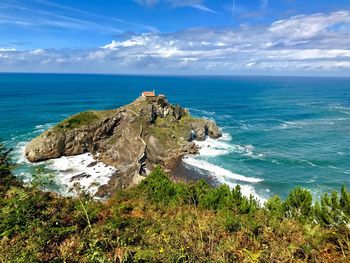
[150, 114, 196, 148]
[0, 143, 20, 196]
[1, 142, 350, 262]
[56, 111, 100, 130]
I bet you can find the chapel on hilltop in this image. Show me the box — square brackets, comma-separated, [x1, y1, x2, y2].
[141, 90, 156, 98]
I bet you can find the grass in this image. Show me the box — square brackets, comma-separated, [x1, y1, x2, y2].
[55, 111, 100, 130]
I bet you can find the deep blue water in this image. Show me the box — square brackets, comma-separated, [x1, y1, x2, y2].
[1, 73, 349, 200]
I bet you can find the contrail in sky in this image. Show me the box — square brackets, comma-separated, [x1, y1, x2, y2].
[232, 0, 236, 18]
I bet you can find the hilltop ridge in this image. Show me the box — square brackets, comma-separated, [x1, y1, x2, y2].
[25, 95, 221, 196]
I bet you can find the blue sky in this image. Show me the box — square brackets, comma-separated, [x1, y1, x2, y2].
[0, 0, 350, 75]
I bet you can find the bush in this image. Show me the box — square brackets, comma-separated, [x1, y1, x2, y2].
[266, 195, 284, 219]
[0, 142, 21, 195]
[218, 209, 242, 233]
[283, 187, 313, 221]
[340, 185, 350, 216]
[200, 184, 232, 210]
[314, 187, 350, 226]
[139, 166, 185, 204]
[184, 179, 211, 206]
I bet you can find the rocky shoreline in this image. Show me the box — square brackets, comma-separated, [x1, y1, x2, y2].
[25, 95, 222, 197]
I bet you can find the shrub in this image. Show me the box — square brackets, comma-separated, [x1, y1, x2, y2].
[0, 142, 21, 195]
[314, 189, 350, 226]
[200, 184, 232, 210]
[184, 180, 211, 206]
[218, 209, 242, 233]
[139, 166, 184, 204]
[340, 185, 350, 216]
[283, 187, 313, 221]
[235, 188, 259, 215]
[266, 195, 284, 219]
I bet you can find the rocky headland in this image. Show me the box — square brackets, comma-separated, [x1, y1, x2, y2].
[25, 95, 221, 197]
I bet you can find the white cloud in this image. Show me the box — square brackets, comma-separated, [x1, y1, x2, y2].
[269, 11, 350, 40]
[30, 49, 45, 55]
[0, 48, 16, 51]
[1, 11, 350, 75]
[102, 35, 151, 49]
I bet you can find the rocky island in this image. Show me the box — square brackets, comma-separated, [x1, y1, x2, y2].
[25, 94, 221, 197]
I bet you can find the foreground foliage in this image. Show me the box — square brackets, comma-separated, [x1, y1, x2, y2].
[1, 143, 350, 262]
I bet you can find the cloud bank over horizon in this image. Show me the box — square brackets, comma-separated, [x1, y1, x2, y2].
[1, 9, 350, 76]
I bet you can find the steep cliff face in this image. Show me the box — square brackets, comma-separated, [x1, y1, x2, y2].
[25, 95, 221, 196]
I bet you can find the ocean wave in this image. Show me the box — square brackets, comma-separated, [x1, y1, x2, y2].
[193, 133, 264, 159]
[277, 120, 303, 130]
[182, 157, 265, 203]
[233, 144, 265, 159]
[182, 157, 262, 183]
[184, 133, 272, 203]
[13, 141, 30, 164]
[189, 108, 216, 116]
[12, 139, 117, 196]
[268, 118, 343, 130]
[34, 123, 54, 134]
[328, 104, 350, 115]
[194, 135, 233, 157]
[46, 153, 117, 196]
[327, 165, 350, 175]
[220, 132, 232, 141]
[304, 160, 317, 167]
[266, 156, 319, 168]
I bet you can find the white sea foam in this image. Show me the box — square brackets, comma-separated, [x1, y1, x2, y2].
[304, 160, 317, 167]
[182, 158, 266, 203]
[14, 141, 30, 164]
[273, 118, 341, 130]
[329, 105, 350, 115]
[220, 132, 232, 141]
[34, 123, 54, 134]
[46, 153, 117, 196]
[14, 139, 116, 196]
[182, 157, 262, 183]
[193, 133, 264, 159]
[186, 131, 267, 203]
[182, 157, 266, 203]
[195, 136, 233, 157]
[275, 120, 303, 130]
[190, 108, 216, 116]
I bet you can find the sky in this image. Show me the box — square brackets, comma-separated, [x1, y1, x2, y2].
[0, 0, 350, 76]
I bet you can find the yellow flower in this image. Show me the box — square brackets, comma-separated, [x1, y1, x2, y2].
[159, 248, 164, 253]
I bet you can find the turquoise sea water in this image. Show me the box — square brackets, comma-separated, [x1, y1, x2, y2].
[0, 73, 349, 200]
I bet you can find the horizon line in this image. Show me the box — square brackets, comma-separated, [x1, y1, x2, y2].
[1, 71, 350, 79]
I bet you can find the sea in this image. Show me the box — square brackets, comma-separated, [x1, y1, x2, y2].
[0, 73, 349, 201]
